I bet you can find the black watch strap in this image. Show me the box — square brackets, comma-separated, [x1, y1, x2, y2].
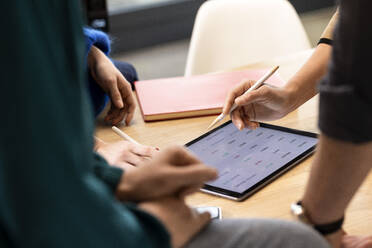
[313, 217, 344, 235]
[317, 38, 333, 46]
[297, 201, 344, 235]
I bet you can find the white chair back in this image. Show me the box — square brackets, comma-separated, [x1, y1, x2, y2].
[185, 0, 311, 76]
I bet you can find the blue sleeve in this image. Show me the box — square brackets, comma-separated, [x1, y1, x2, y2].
[84, 27, 111, 55]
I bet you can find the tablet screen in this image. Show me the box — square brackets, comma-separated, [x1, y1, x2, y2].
[186, 121, 317, 197]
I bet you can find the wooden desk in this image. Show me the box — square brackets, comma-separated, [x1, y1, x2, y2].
[96, 49, 372, 234]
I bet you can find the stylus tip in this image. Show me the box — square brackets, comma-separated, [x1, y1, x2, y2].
[207, 123, 215, 130]
[207, 115, 222, 130]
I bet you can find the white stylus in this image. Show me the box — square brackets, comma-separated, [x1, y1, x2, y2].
[112, 126, 141, 145]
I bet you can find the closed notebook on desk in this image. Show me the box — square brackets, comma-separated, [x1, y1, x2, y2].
[135, 69, 285, 121]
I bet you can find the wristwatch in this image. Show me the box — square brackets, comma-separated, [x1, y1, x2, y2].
[291, 201, 344, 235]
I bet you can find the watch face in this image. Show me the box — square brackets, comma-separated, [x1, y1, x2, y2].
[291, 203, 304, 216]
[290, 202, 311, 225]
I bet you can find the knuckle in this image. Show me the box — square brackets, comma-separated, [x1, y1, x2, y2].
[144, 147, 153, 155]
[233, 84, 242, 93]
[169, 146, 187, 160]
[105, 77, 116, 84]
[226, 92, 234, 102]
[122, 150, 130, 157]
[123, 81, 131, 89]
[260, 86, 270, 95]
[134, 156, 143, 164]
[248, 80, 256, 85]
[238, 94, 248, 102]
[129, 106, 135, 112]
[111, 90, 121, 98]
[119, 81, 131, 91]
[245, 92, 257, 101]
[166, 145, 183, 154]
[117, 81, 125, 90]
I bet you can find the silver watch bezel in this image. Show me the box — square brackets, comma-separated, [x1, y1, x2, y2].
[290, 202, 311, 225]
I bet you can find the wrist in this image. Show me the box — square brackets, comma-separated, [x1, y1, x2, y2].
[291, 200, 344, 236]
[284, 77, 316, 112]
[282, 84, 301, 114]
[88, 45, 106, 69]
[87, 48, 98, 69]
[302, 196, 346, 225]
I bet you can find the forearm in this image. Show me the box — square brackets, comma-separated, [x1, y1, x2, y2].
[302, 135, 372, 224]
[285, 44, 332, 112]
[85, 28, 113, 117]
[320, 10, 339, 40]
[283, 10, 338, 112]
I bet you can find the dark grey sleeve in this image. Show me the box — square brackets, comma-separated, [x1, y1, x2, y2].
[318, 0, 372, 143]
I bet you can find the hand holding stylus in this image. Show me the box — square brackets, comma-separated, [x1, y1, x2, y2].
[221, 66, 299, 130]
[208, 66, 279, 130]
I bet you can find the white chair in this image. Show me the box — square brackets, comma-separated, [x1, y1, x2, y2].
[185, 0, 311, 76]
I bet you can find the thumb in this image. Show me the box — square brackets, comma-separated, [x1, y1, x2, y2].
[161, 146, 201, 166]
[175, 165, 218, 185]
[235, 86, 271, 106]
[178, 184, 204, 199]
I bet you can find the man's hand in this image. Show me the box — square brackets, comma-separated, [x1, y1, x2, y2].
[96, 140, 158, 170]
[341, 235, 372, 248]
[88, 46, 135, 125]
[140, 197, 211, 248]
[223, 80, 296, 130]
[115, 146, 218, 201]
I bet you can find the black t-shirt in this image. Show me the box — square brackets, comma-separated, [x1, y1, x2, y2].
[319, 0, 372, 143]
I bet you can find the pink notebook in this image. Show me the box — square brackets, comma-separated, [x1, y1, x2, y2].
[135, 69, 285, 121]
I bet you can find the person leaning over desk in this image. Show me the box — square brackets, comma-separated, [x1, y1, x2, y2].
[0, 1, 330, 248]
[224, 2, 372, 247]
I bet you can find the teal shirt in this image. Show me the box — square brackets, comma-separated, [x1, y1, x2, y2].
[0, 1, 170, 247]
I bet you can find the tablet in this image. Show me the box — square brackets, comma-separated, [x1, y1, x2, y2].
[185, 121, 318, 201]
